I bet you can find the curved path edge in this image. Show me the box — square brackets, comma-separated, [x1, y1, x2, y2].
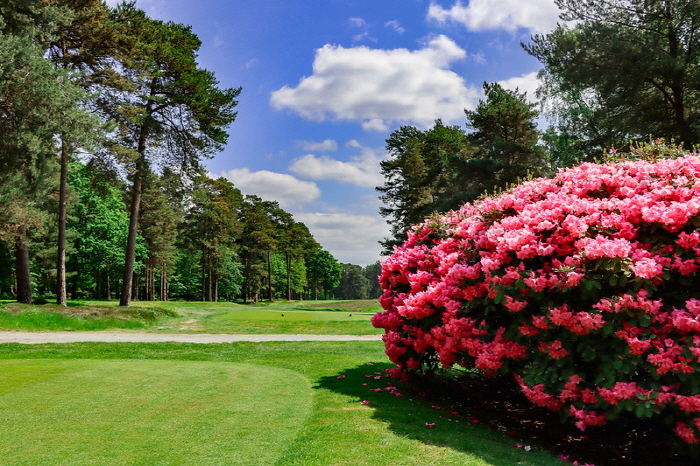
[0, 331, 383, 344]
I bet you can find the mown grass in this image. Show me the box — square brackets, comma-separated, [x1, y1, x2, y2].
[0, 359, 311, 465]
[0, 342, 568, 465]
[74, 299, 383, 334]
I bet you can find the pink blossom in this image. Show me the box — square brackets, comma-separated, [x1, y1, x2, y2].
[675, 422, 699, 444]
[630, 257, 664, 279]
[373, 152, 700, 444]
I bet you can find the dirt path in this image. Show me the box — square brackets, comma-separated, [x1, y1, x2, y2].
[0, 331, 383, 344]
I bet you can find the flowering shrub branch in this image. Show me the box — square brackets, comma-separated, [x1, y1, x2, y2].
[373, 141, 700, 445]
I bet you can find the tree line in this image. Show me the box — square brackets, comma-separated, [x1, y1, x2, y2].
[0, 1, 366, 305]
[378, 0, 700, 251]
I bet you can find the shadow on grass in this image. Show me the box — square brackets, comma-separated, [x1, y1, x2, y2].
[318, 363, 699, 466]
[316, 363, 562, 466]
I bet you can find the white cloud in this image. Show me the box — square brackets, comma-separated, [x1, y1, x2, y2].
[469, 51, 486, 64]
[353, 32, 370, 42]
[288, 141, 385, 188]
[349, 17, 367, 28]
[219, 168, 321, 209]
[270, 35, 481, 130]
[294, 212, 390, 266]
[297, 139, 338, 152]
[362, 119, 390, 132]
[385, 20, 406, 34]
[498, 71, 541, 103]
[428, 0, 561, 34]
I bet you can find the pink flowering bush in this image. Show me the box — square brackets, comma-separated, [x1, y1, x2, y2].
[373, 142, 700, 445]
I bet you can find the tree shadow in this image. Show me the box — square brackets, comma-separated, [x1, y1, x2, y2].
[317, 363, 697, 466]
[315, 363, 563, 466]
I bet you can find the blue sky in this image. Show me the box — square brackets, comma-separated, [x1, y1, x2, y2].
[105, 0, 564, 266]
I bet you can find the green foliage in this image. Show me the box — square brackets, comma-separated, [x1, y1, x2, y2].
[378, 121, 473, 251]
[332, 263, 370, 300]
[67, 163, 131, 297]
[526, 0, 700, 154]
[307, 249, 343, 299]
[362, 261, 384, 299]
[378, 85, 548, 252]
[0, 2, 350, 306]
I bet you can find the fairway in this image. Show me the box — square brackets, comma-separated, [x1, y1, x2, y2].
[97, 300, 381, 335]
[0, 359, 312, 465]
[0, 300, 383, 335]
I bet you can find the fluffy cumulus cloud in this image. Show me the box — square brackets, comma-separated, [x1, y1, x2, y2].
[270, 35, 480, 130]
[498, 71, 541, 103]
[294, 212, 390, 266]
[427, 0, 561, 34]
[219, 168, 320, 209]
[288, 140, 385, 188]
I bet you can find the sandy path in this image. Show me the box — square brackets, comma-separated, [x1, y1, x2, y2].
[0, 331, 383, 344]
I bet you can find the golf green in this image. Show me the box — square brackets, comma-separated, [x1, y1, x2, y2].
[0, 359, 312, 465]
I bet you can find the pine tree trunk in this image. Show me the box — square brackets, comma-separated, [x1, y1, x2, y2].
[160, 265, 165, 301]
[120, 145, 146, 307]
[286, 253, 292, 301]
[242, 256, 249, 303]
[96, 269, 101, 299]
[132, 271, 138, 301]
[201, 251, 206, 301]
[15, 225, 32, 304]
[106, 272, 111, 300]
[207, 251, 212, 302]
[56, 140, 68, 306]
[214, 279, 218, 302]
[267, 249, 273, 302]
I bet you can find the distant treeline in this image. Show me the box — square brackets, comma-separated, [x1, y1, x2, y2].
[0, 1, 369, 305]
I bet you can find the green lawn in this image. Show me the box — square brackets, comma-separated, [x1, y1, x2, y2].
[0, 299, 382, 334]
[0, 301, 571, 464]
[0, 359, 311, 465]
[0, 341, 569, 465]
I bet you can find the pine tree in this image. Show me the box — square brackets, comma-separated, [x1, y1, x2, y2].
[103, 4, 240, 306]
[525, 0, 700, 154]
[0, 4, 91, 303]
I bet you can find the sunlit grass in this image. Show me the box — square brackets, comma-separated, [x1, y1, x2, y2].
[0, 342, 568, 466]
[0, 302, 172, 331]
[0, 358, 311, 465]
[74, 299, 382, 334]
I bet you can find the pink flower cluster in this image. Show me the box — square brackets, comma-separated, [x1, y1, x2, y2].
[373, 150, 700, 445]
